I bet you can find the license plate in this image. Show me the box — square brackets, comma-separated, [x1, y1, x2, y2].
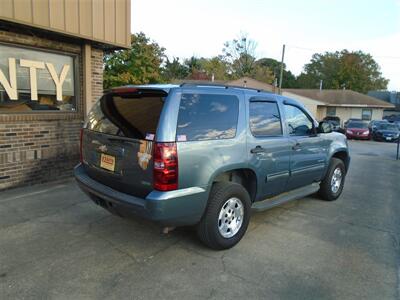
[387, 137, 392, 141]
[100, 153, 115, 171]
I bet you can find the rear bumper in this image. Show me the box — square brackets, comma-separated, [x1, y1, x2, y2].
[373, 135, 399, 142]
[74, 164, 207, 226]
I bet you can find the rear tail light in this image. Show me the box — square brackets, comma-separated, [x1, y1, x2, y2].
[153, 142, 178, 191]
[79, 128, 84, 163]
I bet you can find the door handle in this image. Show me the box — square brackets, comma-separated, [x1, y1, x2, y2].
[250, 145, 265, 154]
[292, 142, 302, 151]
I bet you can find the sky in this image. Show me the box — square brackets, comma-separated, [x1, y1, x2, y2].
[132, 0, 400, 90]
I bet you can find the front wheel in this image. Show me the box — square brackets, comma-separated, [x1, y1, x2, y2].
[196, 182, 251, 250]
[318, 158, 346, 201]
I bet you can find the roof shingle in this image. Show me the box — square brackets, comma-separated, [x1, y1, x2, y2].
[284, 89, 394, 108]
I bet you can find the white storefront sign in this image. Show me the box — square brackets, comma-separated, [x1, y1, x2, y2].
[0, 44, 74, 102]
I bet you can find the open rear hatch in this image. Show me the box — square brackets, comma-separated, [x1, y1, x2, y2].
[81, 88, 168, 198]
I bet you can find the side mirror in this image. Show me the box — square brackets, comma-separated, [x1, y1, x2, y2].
[318, 121, 333, 133]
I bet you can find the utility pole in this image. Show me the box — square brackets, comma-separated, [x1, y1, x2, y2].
[319, 80, 323, 91]
[279, 44, 286, 95]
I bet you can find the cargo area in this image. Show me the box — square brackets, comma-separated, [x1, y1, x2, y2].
[81, 89, 167, 197]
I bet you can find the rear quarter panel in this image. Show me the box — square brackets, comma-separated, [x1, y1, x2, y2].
[154, 87, 249, 221]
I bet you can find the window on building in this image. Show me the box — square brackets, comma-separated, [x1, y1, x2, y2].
[249, 101, 282, 136]
[176, 93, 239, 141]
[0, 44, 76, 112]
[361, 108, 372, 121]
[284, 104, 314, 136]
[326, 107, 336, 116]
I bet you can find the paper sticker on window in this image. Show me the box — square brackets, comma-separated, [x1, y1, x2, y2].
[145, 133, 155, 140]
[177, 135, 187, 142]
[137, 140, 152, 170]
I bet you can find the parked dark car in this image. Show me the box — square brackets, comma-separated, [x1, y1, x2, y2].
[346, 121, 370, 140]
[323, 116, 342, 132]
[75, 84, 350, 250]
[369, 120, 389, 134]
[383, 114, 400, 123]
[372, 123, 400, 142]
[369, 120, 388, 129]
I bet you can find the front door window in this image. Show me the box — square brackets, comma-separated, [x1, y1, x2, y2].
[284, 104, 314, 136]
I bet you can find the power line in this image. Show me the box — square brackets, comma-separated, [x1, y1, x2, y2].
[286, 45, 316, 52]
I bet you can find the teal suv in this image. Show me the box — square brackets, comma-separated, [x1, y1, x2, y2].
[75, 84, 350, 250]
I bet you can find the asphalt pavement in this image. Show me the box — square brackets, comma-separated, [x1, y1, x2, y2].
[0, 140, 399, 299]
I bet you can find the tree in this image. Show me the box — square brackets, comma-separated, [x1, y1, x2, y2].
[103, 32, 165, 89]
[296, 50, 389, 93]
[184, 56, 202, 74]
[255, 58, 297, 88]
[222, 33, 257, 78]
[199, 56, 230, 81]
[162, 57, 189, 81]
[252, 63, 275, 84]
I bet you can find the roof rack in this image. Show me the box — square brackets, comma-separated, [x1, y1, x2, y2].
[179, 82, 270, 93]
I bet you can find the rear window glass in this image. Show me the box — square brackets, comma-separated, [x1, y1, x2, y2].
[86, 94, 164, 139]
[176, 93, 239, 141]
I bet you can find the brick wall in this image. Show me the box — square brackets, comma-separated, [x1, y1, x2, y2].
[0, 29, 104, 190]
[0, 120, 82, 189]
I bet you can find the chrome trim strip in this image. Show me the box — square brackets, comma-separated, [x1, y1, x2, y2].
[291, 163, 325, 176]
[267, 171, 290, 181]
[146, 186, 206, 201]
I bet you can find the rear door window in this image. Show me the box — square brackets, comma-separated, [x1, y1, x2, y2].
[176, 93, 239, 141]
[249, 101, 282, 136]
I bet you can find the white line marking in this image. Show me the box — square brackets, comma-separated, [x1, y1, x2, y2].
[1, 184, 67, 202]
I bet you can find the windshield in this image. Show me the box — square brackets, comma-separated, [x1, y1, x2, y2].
[328, 120, 340, 125]
[378, 123, 398, 131]
[348, 122, 368, 129]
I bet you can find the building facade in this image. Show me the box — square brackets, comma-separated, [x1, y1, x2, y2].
[368, 91, 400, 117]
[223, 78, 393, 124]
[0, 0, 131, 190]
[283, 89, 394, 125]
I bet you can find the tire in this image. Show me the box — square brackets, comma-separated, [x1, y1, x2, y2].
[318, 158, 346, 201]
[196, 182, 251, 250]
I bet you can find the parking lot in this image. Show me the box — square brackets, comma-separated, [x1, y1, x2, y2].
[0, 140, 399, 299]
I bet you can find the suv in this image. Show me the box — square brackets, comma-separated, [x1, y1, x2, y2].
[75, 84, 350, 250]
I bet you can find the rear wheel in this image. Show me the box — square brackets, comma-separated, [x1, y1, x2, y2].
[319, 158, 346, 201]
[196, 182, 251, 250]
